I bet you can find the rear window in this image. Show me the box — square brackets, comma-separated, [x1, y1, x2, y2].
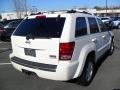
[13, 17, 65, 38]
[75, 17, 87, 37]
[88, 17, 99, 34]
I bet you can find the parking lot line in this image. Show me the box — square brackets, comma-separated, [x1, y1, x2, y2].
[0, 41, 8, 43]
[0, 63, 11, 65]
[0, 48, 11, 50]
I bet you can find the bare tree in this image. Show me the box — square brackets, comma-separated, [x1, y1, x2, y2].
[12, 0, 28, 19]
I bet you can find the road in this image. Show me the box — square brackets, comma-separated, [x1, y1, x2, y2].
[0, 29, 120, 90]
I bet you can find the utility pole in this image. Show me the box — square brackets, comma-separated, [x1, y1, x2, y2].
[106, 0, 108, 16]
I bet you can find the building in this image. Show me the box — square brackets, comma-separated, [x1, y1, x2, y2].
[95, 9, 120, 17]
[78, 8, 120, 17]
[1, 12, 17, 20]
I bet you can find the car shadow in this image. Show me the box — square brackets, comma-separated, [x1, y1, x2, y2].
[67, 52, 110, 85]
[95, 52, 109, 73]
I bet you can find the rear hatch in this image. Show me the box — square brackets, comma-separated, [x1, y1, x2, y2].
[11, 16, 66, 65]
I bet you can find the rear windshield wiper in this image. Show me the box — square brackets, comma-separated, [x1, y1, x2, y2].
[26, 34, 34, 40]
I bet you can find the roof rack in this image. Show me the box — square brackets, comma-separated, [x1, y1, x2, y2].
[80, 11, 92, 15]
[30, 9, 93, 15]
[67, 9, 92, 15]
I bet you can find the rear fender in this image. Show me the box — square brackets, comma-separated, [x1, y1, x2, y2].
[73, 43, 96, 78]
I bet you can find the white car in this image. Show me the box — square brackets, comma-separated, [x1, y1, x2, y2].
[10, 10, 114, 86]
[101, 17, 110, 23]
[101, 17, 113, 28]
[112, 17, 120, 29]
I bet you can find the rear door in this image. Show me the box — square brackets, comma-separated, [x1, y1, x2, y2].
[88, 17, 103, 59]
[12, 17, 66, 65]
[97, 18, 111, 52]
[74, 17, 91, 61]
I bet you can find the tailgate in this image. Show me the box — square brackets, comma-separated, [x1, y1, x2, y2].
[12, 36, 60, 65]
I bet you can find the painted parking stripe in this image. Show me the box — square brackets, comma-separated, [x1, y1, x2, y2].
[0, 41, 9, 43]
[0, 63, 11, 65]
[0, 48, 11, 50]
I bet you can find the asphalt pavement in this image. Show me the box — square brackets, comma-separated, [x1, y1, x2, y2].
[0, 29, 120, 90]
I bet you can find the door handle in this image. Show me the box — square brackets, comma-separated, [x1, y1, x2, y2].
[92, 38, 97, 43]
[102, 35, 106, 38]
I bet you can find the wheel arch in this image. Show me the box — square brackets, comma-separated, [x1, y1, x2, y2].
[73, 44, 96, 78]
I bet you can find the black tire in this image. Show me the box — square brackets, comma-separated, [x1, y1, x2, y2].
[108, 39, 114, 55]
[77, 56, 95, 86]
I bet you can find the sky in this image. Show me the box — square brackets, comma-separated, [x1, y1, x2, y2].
[0, 0, 120, 13]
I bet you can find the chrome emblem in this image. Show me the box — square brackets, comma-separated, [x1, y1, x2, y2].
[25, 40, 31, 44]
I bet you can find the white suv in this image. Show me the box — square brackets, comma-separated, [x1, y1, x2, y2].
[10, 10, 114, 86]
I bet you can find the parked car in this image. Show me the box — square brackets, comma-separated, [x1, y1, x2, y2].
[0, 23, 3, 27]
[0, 23, 5, 39]
[0, 23, 4, 30]
[1, 20, 22, 41]
[101, 17, 113, 29]
[111, 17, 120, 29]
[10, 10, 114, 86]
[0, 19, 23, 26]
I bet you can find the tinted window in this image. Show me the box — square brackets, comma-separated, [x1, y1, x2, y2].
[88, 17, 99, 34]
[97, 18, 107, 32]
[75, 17, 87, 37]
[13, 18, 65, 38]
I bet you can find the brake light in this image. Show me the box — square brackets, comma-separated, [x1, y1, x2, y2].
[36, 15, 46, 19]
[59, 42, 75, 60]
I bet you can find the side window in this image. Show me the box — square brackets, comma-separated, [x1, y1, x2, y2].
[75, 17, 87, 37]
[88, 17, 99, 34]
[97, 18, 107, 32]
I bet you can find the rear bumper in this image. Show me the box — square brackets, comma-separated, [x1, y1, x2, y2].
[11, 57, 57, 72]
[10, 53, 79, 81]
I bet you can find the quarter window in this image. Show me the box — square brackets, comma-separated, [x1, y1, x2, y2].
[88, 17, 99, 34]
[75, 17, 87, 37]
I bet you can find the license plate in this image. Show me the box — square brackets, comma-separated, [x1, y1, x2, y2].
[24, 48, 36, 57]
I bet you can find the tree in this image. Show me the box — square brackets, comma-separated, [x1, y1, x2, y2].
[12, 0, 28, 19]
[94, 6, 102, 10]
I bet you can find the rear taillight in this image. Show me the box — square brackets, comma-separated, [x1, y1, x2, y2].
[36, 15, 46, 19]
[59, 42, 75, 60]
